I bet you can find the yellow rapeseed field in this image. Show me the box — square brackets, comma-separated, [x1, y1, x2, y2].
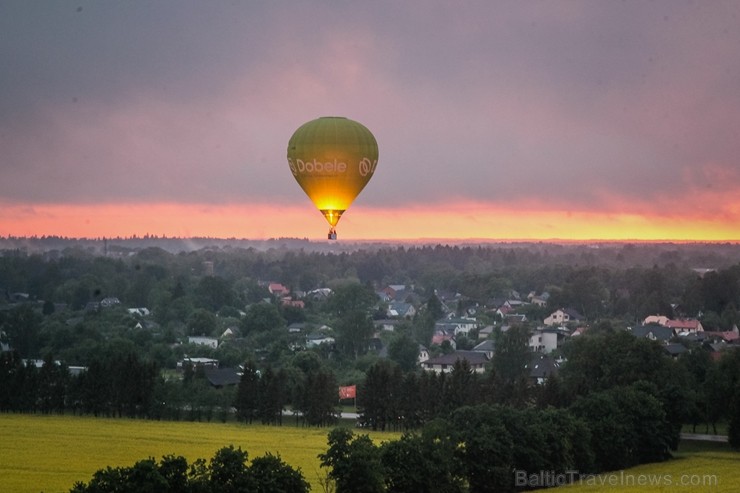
[0, 414, 397, 493]
[3, 414, 739, 493]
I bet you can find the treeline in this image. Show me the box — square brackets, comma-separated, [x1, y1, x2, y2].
[318, 332, 740, 492]
[0, 351, 158, 418]
[0, 350, 342, 427]
[70, 445, 310, 493]
[321, 395, 661, 493]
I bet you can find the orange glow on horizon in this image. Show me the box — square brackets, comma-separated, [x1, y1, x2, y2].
[0, 201, 738, 242]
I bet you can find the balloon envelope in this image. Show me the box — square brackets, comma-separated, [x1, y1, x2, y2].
[287, 117, 378, 228]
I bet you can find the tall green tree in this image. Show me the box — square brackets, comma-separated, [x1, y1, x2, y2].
[241, 302, 284, 334]
[235, 361, 260, 424]
[258, 366, 287, 425]
[319, 428, 385, 493]
[358, 360, 402, 431]
[492, 325, 530, 383]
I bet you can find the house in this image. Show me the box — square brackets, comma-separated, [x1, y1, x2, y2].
[417, 345, 430, 363]
[268, 283, 290, 297]
[666, 319, 704, 334]
[704, 329, 740, 344]
[221, 327, 239, 339]
[703, 342, 731, 361]
[420, 351, 489, 374]
[630, 325, 674, 342]
[306, 333, 335, 348]
[529, 292, 550, 307]
[502, 299, 526, 310]
[187, 336, 219, 348]
[478, 325, 495, 340]
[570, 327, 589, 337]
[376, 290, 392, 302]
[472, 339, 496, 359]
[204, 367, 242, 388]
[306, 288, 332, 301]
[281, 299, 305, 309]
[544, 308, 584, 326]
[100, 297, 121, 307]
[127, 307, 150, 317]
[644, 315, 670, 326]
[663, 343, 688, 358]
[288, 322, 307, 333]
[431, 330, 457, 350]
[375, 319, 401, 332]
[178, 357, 220, 370]
[435, 316, 480, 336]
[386, 302, 416, 319]
[504, 313, 528, 325]
[526, 353, 561, 384]
[528, 330, 558, 353]
[383, 284, 408, 300]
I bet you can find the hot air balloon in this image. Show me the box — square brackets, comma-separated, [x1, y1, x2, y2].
[287, 116, 378, 240]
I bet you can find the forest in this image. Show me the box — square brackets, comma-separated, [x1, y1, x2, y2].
[1, 238, 740, 491]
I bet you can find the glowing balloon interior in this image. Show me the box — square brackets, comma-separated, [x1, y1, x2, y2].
[287, 117, 378, 239]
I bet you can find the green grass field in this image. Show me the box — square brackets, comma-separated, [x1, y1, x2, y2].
[0, 414, 397, 493]
[2, 414, 739, 493]
[541, 441, 740, 493]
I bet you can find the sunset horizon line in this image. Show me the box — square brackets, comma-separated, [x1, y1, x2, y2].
[3, 234, 739, 245]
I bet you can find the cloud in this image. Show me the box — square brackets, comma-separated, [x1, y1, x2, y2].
[1, 1, 739, 239]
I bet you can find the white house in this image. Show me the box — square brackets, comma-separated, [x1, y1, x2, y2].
[528, 330, 558, 353]
[417, 345, 430, 364]
[306, 333, 335, 348]
[420, 351, 488, 374]
[127, 307, 150, 316]
[544, 308, 583, 326]
[435, 316, 480, 336]
[386, 302, 416, 319]
[187, 336, 219, 349]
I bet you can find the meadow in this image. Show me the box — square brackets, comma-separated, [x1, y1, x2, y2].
[2, 414, 739, 493]
[0, 414, 397, 493]
[542, 441, 740, 493]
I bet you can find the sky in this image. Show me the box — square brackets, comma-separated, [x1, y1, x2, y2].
[1, 1, 739, 242]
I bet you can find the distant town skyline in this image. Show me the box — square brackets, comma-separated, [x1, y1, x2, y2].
[2, 1, 739, 241]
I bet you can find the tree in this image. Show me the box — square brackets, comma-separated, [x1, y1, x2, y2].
[319, 428, 385, 493]
[387, 332, 419, 372]
[449, 405, 515, 492]
[294, 366, 338, 426]
[442, 359, 479, 413]
[186, 308, 218, 337]
[570, 384, 672, 472]
[326, 283, 377, 315]
[258, 366, 287, 425]
[248, 453, 310, 493]
[728, 382, 740, 450]
[492, 325, 530, 383]
[0, 304, 42, 357]
[358, 360, 402, 431]
[37, 352, 68, 414]
[195, 275, 236, 311]
[380, 432, 464, 493]
[209, 445, 254, 493]
[241, 302, 284, 334]
[69, 447, 310, 493]
[559, 330, 673, 397]
[234, 361, 260, 424]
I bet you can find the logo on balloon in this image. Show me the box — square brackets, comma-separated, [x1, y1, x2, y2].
[288, 158, 347, 176]
[358, 157, 377, 177]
